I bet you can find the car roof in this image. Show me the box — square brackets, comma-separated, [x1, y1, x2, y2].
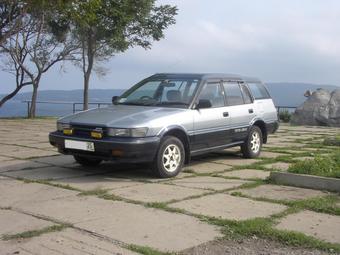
[150, 73, 261, 83]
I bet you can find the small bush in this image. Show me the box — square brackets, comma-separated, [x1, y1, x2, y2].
[279, 110, 292, 123]
[288, 150, 340, 178]
[323, 136, 340, 146]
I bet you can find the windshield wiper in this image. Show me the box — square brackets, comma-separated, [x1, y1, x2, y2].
[118, 101, 156, 106]
[156, 102, 189, 106]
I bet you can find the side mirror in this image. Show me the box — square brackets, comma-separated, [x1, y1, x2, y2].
[112, 96, 119, 104]
[196, 99, 212, 109]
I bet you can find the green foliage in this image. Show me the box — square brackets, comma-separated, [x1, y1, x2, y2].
[279, 110, 292, 123]
[63, 0, 177, 57]
[288, 150, 340, 178]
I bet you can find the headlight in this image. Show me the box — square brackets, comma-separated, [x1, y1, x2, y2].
[107, 127, 148, 137]
[57, 123, 70, 131]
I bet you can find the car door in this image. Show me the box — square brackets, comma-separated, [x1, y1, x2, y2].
[191, 82, 231, 152]
[222, 81, 255, 142]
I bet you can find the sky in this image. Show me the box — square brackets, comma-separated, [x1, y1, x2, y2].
[1, 0, 340, 94]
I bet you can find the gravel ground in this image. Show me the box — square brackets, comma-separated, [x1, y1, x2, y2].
[182, 238, 338, 255]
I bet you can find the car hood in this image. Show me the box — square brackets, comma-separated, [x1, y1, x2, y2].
[60, 105, 187, 127]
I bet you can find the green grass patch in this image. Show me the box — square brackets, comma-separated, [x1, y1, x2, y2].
[18, 178, 80, 191]
[288, 149, 340, 178]
[231, 190, 340, 216]
[127, 244, 173, 255]
[2, 224, 68, 241]
[291, 195, 340, 216]
[203, 217, 340, 253]
[78, 188, 108, 197]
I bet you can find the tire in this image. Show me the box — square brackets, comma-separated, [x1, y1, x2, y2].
[241, 126, 263, 158]
[73, 155, 102, 166]
[152, 136, 185, 178]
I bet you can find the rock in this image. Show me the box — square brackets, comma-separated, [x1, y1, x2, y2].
[291, 88, 340, 127]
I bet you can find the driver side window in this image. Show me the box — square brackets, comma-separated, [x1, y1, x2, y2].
[198, 83, 225, 108]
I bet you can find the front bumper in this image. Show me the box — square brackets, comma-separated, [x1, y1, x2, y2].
[49, 131, 160, 163]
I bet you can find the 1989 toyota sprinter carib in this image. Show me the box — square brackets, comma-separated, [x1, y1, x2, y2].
[49, 73, 279, 178]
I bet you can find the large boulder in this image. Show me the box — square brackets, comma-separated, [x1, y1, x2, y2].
[291, 88, 340, 127]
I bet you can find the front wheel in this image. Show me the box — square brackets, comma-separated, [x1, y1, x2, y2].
[152, 136, 185, 178]
[73, 155, 102, 166]
[241, 126, 263, 158]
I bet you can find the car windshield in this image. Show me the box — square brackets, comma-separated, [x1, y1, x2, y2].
[116, 79, 200, 107]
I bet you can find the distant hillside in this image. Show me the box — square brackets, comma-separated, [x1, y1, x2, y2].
[0, 83, 339, 117]
[7, 89, 126, 103]
[266, 82, 339, 107]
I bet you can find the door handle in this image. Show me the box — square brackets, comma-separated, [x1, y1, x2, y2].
[223, 112, 229, 117]
[248, 109, 254, 114]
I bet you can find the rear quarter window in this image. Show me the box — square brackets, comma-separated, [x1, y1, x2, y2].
[247, 83, 270, 99]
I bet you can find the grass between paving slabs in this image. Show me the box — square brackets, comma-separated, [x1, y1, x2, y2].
[9, 153, 339, 253]
[19, 178, 81, 191]
[231, 191, 340, 216]
[203, 216, 340, 253]
[1, 224, 69, 241]
[288, 149, 340, 178]
[127, 244, 173, 255]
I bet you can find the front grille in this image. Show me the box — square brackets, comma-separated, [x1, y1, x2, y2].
[71, 125, 105, 138]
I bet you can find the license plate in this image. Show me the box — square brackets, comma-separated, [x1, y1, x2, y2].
[65, 140, 95, 152]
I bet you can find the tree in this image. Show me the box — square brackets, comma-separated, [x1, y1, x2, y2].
[0, 1, 77, 117]
[0, 0, 23, 44]
[68, 0, 177, 110]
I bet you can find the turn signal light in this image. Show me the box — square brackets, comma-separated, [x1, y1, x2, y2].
[112, 149, 124, 157]
[63, 128, 73, 135]
[91, 131, 103, 139]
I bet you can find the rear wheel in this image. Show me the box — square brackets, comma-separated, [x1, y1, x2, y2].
[241, 126, 263, 158]
[152, 136, 185, 178]
[73, 155, 102, 166]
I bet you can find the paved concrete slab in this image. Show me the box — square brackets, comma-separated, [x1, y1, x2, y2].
[276, 210, 340, 244]
[234, 184, 327, 201]
[263, 143, 305, 148]
[111, 183, 208, 203]
[169, 176, 250, 191]
[3, 166, 90, 180]
[52, 175, 144, 191]
[16, 195, 222, 252]
[0, 209, 53, 236]
[0, 148, 58, 159]
[0, 177, 77, 208]
[0, 159, 49, 173]
[221, 169, 270, 180]
[170, 193, 287, 220]
[110, 168, 193, 182]
[33, 155, 76, 166]
[0, 228, 138, 255]
[0, 155, 14, 161]
[259, 151, 287, 158]
[209, 158, 260, 166]
[263, 162, 291, 171]
[184, 162, 232, 174]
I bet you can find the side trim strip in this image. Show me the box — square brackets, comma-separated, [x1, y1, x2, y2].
[189, 124, 249, 135]
[190, 141, 243, 155]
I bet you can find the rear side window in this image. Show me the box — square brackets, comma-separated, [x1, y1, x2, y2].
[247, 83, 270, 99]
[240, 84, 252, 104]
[223, 82, 244, 106]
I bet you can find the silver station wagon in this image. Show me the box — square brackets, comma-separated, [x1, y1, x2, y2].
[49, 73, 279, 178]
